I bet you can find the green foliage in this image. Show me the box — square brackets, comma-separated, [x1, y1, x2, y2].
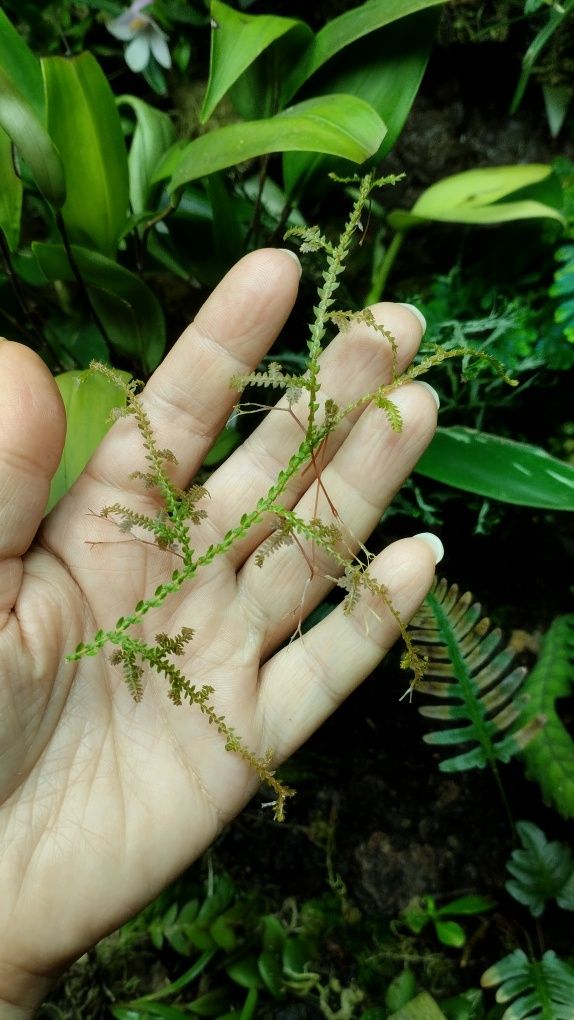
[518, 615, 574, 819]
[414, 427, 574, 510]
[400, 894, 495, 949]
[481, 949, 574, 1020]
[505, 821, 574, 917]
[550, 241, 574, 346]
[407, 577, 544, 771]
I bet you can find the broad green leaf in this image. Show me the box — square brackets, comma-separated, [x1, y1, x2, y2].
[283, 8, 439, 198]
[0, 8, 43, 119]
[118, 95, 176, 215]
[0, 125, 22, 249]
[388, 164, 565, 230]
[0, 67, 65, 207]
[43, 52, 129, 256]
[47, 368, 130, 513]
[434, 919, 465, 947]
[282, 0, 448, 105]
[201, 1, 310, 122]
[161, 95, 386, 192]
[33, 242, 166, 373]
[387, 991, 448, 1020]
[415, 427, 574, 510]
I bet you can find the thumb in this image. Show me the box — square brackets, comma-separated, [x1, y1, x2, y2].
[0, 340, 65, 619]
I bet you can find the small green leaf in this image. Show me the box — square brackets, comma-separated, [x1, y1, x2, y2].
[203, 426, 240, 467]
[258, 949, 284, 998]
[415, 427, 574, 510]
[261, 915, 286, 953]
[505, 821, 574, 917]
[386, 970, 418, 1012]
[202, 1, 310, 123]
[226, 954, 262, 990]
[0, 66, 65, 207]
[47, 368, 130, 513]
[434, 919, 466, 948]
[43, 52, 129, 256]
[436, 895, 495, 917]
[158, 95, 386, 192]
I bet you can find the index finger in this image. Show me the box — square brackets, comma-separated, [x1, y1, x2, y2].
[87, 248, 301, 493]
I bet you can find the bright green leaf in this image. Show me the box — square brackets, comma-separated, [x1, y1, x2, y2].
[161, 95, 386, 192]
[387, 990, 448, 1020]
[118, 95, 176, 215]
[201, 0, 311, 123]
[33, 242, 166, 374]
[415, 427, 574, 510]
[47, 368, 130, 513]
[0, 8, 44, 119]
[388, 164, 565, 230]
[0, 66, 65, 207]
[281, 0, 448, 104]
[0, 125, 22, 249]
[434, 919, 466, 948]
[43, 52, 129, 256]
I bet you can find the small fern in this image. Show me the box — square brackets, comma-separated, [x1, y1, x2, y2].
[481, 949, 574, 1020]
[505, 821, 574, 918]
[550, 241, 574, 344]
[518, 615, 574, 820]
[407, 577, 544, 772]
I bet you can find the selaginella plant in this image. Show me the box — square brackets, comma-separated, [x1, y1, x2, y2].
[68, 173, 517, 821]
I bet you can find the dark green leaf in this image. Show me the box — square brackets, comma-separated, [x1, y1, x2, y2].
[387, 990, 448, 1020]
[415, 427, 574, 510]
[33, 242, 166, 373]
[386, 969, 417, 1012]
[258, 948, 284, 998]
[226, 954, 262, 989]
[505, 821, 574, 917]
[481, 949, 574, 1019]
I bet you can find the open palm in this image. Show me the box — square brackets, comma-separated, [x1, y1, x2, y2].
[0, 250, 438, 1013]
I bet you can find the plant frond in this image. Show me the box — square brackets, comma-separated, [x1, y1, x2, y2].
[481, 949, 574, 1020]
[505, 820, 574, 917]
[518, 615, 574, 819]
[375, 396, 403, 432]
[100, 503, 178, 550]
[255, 520, 295, 568]
[407, 577, 544, 772]
[284, 224, 334, 255]
[230, 362, 308, 394]
[110, 647, 144, 702]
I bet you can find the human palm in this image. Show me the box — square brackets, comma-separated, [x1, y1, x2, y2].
[0, 250, 439, 1012]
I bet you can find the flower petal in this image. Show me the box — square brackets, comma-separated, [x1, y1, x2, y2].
[125, 33, 151, 72]
[149, 28, 172, 69]
[107, 13, 138, 40]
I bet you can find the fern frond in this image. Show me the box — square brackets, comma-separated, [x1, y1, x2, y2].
[100, 503, 178, 550]
[284, 224, 334, 255]
[518, 615, 574, 819]
[407, 577, 544, 772]
[230, 362, 308, 394]
[505, 820, 574, 917]
[481, 949, 574, 1020]
[375, 396, 403, 432]
[255, 520, 295, 567]
[110, 647, 144, 702]
[550, 241, 574, 343]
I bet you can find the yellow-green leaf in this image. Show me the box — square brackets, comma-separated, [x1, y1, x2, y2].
[0, 125, 22, 249]
[47, 369, 130, 514]
[0, 66, 65, 207]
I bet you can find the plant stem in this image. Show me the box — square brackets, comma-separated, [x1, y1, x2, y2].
[55, 211, 111, 347]
[366, 230, 404, 304]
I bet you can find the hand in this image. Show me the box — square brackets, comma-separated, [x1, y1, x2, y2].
[0, 249, 439, 1015]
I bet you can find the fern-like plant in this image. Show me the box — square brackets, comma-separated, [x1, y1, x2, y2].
[505, 820, 574, 918]
[518, 615, 574, 820]
[68, 176, 517, 820]
[481, 949, 574, 1020]
[406, 577, 544, 773]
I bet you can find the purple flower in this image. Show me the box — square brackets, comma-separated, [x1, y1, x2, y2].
[107, 0, 171, 73]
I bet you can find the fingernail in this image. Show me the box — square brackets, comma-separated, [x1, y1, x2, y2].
[397, 302, 426, 335]
[413, 532, 444, 564]
[415, 380, 440, 410]
[278, 248, 302, 277]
